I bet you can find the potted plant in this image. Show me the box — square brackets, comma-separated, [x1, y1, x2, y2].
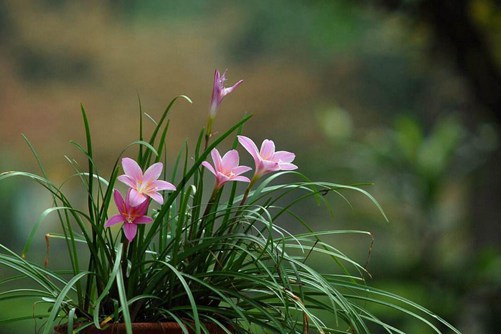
[0, 70, 460, 333]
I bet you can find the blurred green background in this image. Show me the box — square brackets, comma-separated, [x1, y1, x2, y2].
[0, 0, 500, 333]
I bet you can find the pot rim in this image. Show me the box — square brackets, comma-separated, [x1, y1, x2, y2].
[54, 321, 232, 333]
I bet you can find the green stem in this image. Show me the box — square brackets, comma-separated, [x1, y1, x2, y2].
[196, 186, 221, 239]
[234, 175, 259, 221]
[239, 177, 256, 207]
[204, 116, 215, 150]
[121, 240, 129, 296]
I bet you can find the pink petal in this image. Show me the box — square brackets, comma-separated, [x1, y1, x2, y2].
[279, 162, 298, 171]
[154, 180, 176, 191]
[210, 70, 223, 112]
[143, 162, 163, 182]
[149, 191, 164, 205]
[133, 197, 150, 215]
[261, 160, 280, 174]
[223, 80, 243, 96]
[216, 173, 230, 187]
[122, 158, 143, 181]
[202, 161, 216, 175]
[238, 136, 260, 162]
[113, 190, 125, 213]
[260, 140, 276, 159]
[134, 216, 153, 225]
[213, 69, 221, 87]
[117, 175, 136, 188]
[274, 151, 295, 163]
[123, 223, 138, 242]
[105, 214, 124, 227]
[231, 175, 250, 183]
[221, 150, 239, 169]
[220, 69, 227, 81]
[232, 165, 252, 175]
[128, 189, 146, 207]
[211, 149, 223, 173]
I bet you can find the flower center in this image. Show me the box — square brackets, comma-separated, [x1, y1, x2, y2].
[260, 151, 273, 160]
[137, 179, 153, 193]
[125, 212, 139, 224]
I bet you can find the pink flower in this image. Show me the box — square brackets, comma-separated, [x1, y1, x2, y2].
[202, 148, 252, 189]
[209, 69, 243, 117]
[105, 189, 153, 242]
[237, 136, 298, 178]
[117, 158, 176, 206]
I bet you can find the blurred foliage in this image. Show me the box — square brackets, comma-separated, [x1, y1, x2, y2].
[315, 112, 500, 332]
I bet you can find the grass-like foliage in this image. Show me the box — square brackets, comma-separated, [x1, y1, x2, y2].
[0, 71, 460, 333]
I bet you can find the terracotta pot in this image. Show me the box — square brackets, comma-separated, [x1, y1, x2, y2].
[54, 322, 231, 334]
